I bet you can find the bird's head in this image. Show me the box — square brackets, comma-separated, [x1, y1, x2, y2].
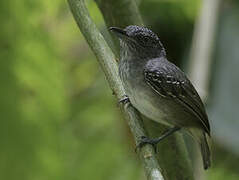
[110, 25, 166, 59]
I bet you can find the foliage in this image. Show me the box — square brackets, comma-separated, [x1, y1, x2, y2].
[0, 0, 239, 179]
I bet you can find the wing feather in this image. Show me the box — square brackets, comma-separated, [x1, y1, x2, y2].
[144, 61, 210, 135]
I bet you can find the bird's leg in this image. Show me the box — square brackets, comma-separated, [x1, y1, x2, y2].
[119, 95, 130, 105]
[136, 127, 181, 152]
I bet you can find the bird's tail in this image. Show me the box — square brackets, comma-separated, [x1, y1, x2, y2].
[188, 128, 211, 170]
[200, 133, 211, 169]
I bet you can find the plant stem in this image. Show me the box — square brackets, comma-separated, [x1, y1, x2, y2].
[67, 0, 164, 179]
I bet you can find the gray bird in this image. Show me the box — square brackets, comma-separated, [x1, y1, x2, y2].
[110, 25, 211, 169]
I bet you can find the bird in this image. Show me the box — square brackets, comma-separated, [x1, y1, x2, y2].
[110, 25, 211, 170]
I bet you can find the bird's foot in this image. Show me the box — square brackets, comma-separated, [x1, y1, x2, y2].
[135, 127, 181, 153]
[119, 95, 130, 105]
[136, 136, 159, 153]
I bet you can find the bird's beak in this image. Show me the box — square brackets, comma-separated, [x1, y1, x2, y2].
[109, 27, 128, 38]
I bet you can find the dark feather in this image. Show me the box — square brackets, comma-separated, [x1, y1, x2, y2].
[144, 58, 210, 135]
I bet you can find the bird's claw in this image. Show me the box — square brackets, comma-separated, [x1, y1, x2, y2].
[119, 95, 130, 105]
[135, 136, 158, 153]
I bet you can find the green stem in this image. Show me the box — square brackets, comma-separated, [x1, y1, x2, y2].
[67, 0, 164, 179]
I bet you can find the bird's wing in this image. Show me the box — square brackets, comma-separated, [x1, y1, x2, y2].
[144, 60, 210, 135]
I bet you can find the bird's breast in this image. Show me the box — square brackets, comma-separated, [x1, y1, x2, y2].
[119, 58, 171, 126]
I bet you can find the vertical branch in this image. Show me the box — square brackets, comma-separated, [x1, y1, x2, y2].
[188, 0, 222, 179]
[96, 0, 143, 51]
[188, 0, 222, 100]
[96, 0, 194, 180]
[67, 0, 164, 179]
[95, 0, 143, 28]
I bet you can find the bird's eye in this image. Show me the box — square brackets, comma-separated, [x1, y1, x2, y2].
[144, 37, 150, 43]
[140, 36, 149, 42]
[135, 35, 152, 46]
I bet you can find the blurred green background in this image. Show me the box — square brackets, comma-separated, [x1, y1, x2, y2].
[1, 0, 239, 179]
